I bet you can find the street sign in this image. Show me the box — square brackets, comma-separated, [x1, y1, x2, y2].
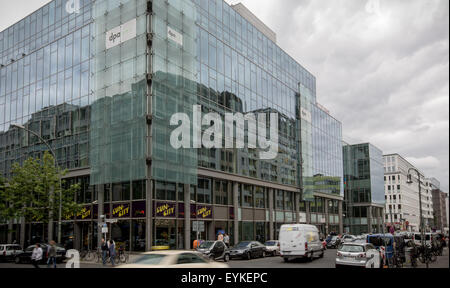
[102, 227, 108, 233]
[193, 221, 205, 232]
[106, 219, 118, 224]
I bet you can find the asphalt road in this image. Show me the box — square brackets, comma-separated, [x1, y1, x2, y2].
[0, 248, 448, 269]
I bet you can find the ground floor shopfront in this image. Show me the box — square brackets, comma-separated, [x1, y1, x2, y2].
[1, 169, 344, 250]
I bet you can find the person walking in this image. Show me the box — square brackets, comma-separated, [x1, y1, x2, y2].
[223, 233, 230, 248]
[109, 240, 116, 267]
[31, 243, 43, 268]
[101, 238, 108, 266]
[46, 241, 57, 268]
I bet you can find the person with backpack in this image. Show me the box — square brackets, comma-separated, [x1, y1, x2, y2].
[109, 240, 116, 267]
[46, 240, 57, 268]
[101, 238, 108, 266]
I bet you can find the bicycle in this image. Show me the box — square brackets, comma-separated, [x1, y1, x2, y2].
[117, 246, 129, 264]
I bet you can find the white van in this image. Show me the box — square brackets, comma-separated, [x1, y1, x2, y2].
[279, 224, 324, 262]
[413, 233, 432, 246]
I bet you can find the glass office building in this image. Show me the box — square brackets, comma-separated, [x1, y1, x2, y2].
[0, 0, 343, 249]
[342, 143, 385, 235]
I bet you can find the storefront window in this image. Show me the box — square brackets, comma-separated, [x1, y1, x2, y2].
[155, 181, 176, 201]
[242, 222, 254, 241]
[255, 222, 266, 243]
[132, 220, 146, 252]
[154, 219, 176, 250]
[111, 220, 130, 251]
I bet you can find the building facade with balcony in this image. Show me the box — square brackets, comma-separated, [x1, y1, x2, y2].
[383, 154, 433, 232]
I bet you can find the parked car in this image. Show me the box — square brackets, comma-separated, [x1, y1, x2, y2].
[336, 243, 382, 269]
[279, 224, 324, 262]
[327, 236, 341, 249]
[0, 244, 23, 262]
[119, 251, 229, 268]
[15, 244, 66, 264]
[342, 235, 357, 243]
[196, 240, 230, 262]
[264, 240, 280, 256]
[229, 241, 267, 260]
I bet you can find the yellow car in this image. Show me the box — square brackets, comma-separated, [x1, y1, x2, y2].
[119, 250, 230, 268]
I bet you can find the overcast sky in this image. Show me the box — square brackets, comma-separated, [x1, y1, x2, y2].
[1, 0, 449, 191]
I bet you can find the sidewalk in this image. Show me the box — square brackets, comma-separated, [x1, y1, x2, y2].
[404, 247, 449, 269]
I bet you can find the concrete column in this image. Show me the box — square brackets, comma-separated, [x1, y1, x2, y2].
[324, 199, 330, 236]
[306, 201, 311, 224]
[268, 188, 274, 240]
[20, 217, 26, 247]
[233, 182, 239, 245]
[184, 184, 191, 250]
[367, 206, 372, 234]
[294, 193, 300, 224]
[48, 186, 54, 242]
[145, 179, 153, 251]
[74, 222, 81, 251]
[7, 221, 13, 243]
[97, 184, 104, 248]
[338, 201, 344, 234]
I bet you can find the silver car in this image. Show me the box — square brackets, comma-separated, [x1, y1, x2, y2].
[336, 243, 381, 269]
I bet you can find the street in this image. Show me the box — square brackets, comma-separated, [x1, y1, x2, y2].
[0, 248, 448, 269]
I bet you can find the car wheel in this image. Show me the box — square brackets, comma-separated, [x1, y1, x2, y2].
[224, 254, 230, 263]
[15, 257, 21, 264]
[246, 252, 252, 260]
[283, 257, 289, 263]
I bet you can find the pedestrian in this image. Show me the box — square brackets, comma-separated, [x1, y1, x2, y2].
[218, 232, 224, 242]
[223, 233, 230, 248]
[47, 240, 57, 268]
[31, 243, 43, 268]
[193, 239, 199, 250]
[109, 240, 116, 267]
[101, 238, 108, 266]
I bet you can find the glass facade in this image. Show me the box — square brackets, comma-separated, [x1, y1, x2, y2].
[343, 143, 385, 234]
[0, 0, 93, 176]
[0, 0, 346, 247]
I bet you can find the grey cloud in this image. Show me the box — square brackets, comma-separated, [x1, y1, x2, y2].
[234, 0, 449, 190]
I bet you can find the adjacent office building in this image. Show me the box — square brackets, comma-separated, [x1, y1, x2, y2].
[0, 0, 344, 250]
[342, 143, 385, 235]
[383, 154, 433, 232]
[429, 178, 448, 232]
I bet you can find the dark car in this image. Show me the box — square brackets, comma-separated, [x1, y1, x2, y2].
[327, 236, 341, 249]
[229, 241, 267, 260]
[15, 244, 66, 264]
[196, 240, 230, 262]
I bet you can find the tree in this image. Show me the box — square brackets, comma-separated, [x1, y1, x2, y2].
[4, 152, 83, 234]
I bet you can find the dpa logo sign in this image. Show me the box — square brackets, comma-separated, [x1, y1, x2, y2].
[105, 19, 137, 50]
[66, 0, 81, 14]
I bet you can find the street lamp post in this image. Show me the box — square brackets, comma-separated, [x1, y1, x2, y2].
[12, 124, 63, 245]
[407, 167, 427, 268]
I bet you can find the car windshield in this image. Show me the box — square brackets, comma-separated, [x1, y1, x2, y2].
[133, 254, 167, 265]
[265, 242, 277, 246]
[339, 245, 365, 253]
[198, 242, 215, 249]
[235, 242, 251, 249]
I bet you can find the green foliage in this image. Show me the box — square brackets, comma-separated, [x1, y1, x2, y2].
[0, 152, 84, 224]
